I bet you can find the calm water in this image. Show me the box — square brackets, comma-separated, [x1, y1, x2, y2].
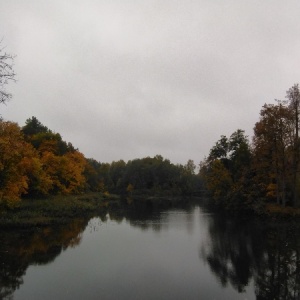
[1, 200, 300, 300]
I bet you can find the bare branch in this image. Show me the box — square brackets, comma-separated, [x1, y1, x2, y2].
[0, 42, 16, 105]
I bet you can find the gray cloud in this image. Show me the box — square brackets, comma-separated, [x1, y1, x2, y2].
[1, 0, 300, 165]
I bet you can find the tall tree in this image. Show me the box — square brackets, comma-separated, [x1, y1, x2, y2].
[252, 103, 292, 206]
[208, 135, 229, 161]
[228, 129, 251, 181]
[200, 130, 252, 211]
[286, 84, 300, 207]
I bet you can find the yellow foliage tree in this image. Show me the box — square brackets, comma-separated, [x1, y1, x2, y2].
[0, 121, 33, 206]
[0, 118, 88, 206]
[59, 151, 86, 194]
[40, 150, 86, 195]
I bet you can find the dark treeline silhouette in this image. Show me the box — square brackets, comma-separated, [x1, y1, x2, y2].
[85, 155, 201, 197]
[200, 84, 300, 213]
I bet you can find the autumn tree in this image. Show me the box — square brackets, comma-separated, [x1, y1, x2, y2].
[251, 85, 300, 208]
[0, 121, 35, 206]
[201, 84, 300, 211]
[252, 103, 293, 206]
[286, 84, 300, 207]
[58, 151, 86, 194]
[0, 119, 80, 201]
[21, 117, 86, 196]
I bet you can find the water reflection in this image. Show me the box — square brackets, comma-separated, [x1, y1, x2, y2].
[1, 199, 300, 299]
[256, 223, 300, 299]
[108, 198, 198, 233]
[0, 200, 197, 299]
[200, 217, 265, 292]
[200, 215, 300, 299]
[0, 218, 89, 300]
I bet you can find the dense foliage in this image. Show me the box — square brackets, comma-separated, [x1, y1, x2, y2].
[0, 117, 200, 207]
[200, 84, 300, 213]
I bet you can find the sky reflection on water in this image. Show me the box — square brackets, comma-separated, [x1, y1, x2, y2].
[1, 201, 299, 299]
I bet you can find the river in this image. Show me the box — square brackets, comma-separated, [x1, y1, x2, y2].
[1, 199, 299, 299]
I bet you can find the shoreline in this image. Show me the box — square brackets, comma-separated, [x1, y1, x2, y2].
[0, 193, 118, 229]
[1, 194, 300, 229]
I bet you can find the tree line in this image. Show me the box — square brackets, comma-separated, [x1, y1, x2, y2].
[2, 43, 300, 212]
[0, 116, 200, 207]
[200, 84, 300, 212]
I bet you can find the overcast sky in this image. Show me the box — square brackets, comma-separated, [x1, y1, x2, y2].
[1, 1, 300, 165]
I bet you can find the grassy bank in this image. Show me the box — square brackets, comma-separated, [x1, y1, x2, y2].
[0, 193, 120, 229]
[263, 203, 300, 218]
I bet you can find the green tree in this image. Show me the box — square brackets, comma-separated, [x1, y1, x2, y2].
[184, 159, 196, 175]
[200, 130, 252, 211]
[22, 116, 49, 136]
[84, 159, 112, 192]
[22, 117, 75, 155]
[228, 129, 251, 182]
[109, 160, 126, 191]
[208, 135, 229, 161]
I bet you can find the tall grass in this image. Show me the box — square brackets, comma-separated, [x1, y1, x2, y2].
[0, 193, 119, 228]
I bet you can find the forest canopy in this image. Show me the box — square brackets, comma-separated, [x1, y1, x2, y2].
[0, 116, 200, 207]
[200, 84, 300, 212]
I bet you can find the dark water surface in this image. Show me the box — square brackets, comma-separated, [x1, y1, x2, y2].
[1, 200, 300, 299]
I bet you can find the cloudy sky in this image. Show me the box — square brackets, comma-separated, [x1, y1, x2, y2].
[1, 1, 300, 165]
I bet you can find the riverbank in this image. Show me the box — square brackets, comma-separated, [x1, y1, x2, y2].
[3, 193, 300, 229]
[0, 193, 120, 229]
[263, 203, 300, 219]
[0, 193, 200, 229]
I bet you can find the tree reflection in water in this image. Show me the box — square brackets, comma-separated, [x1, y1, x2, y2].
[200, 215, 300, 299]
[0, 218, 89, 300]
[0, 200, 167, 300]
[0, 199, 170, 300]
[1, 200, 300, 300]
